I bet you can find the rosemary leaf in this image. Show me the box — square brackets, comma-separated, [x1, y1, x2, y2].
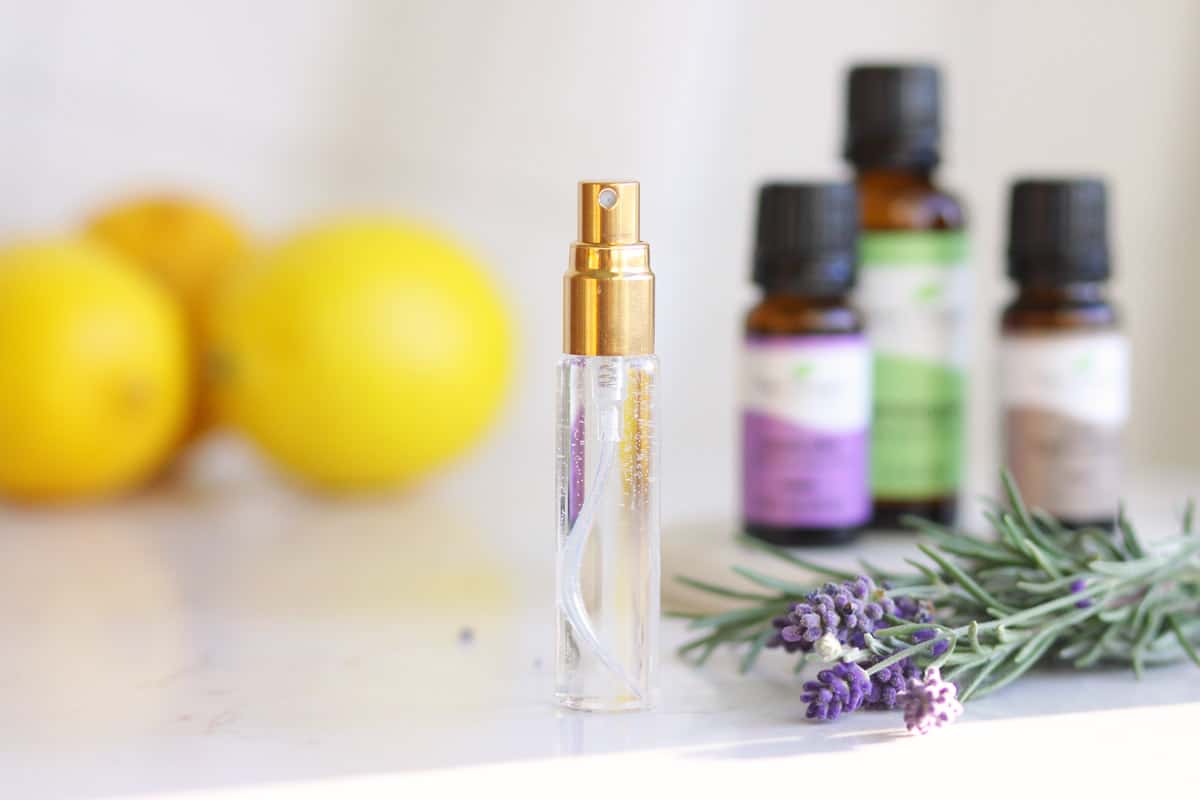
[904, 517, 1027, 565]
[737, 536, 857, 580]
[1079, 527, 1125, 560]
[1031, 509, 1073, 540]
[1132, 584, 1164, 633]
[959, 650, 1010, 702]
[1075, 624, 1122, 668]
[864, 636, 944, 675]
[728, 565, 811, 595]
[686, 605, 777, 630]
[694, 638, 721, 666]
[1058, 636, 1099, 661]
[918, 544, 1017, 614]
[1019, 537, 1064, 580]
[872, 621, 946, 637]
[1010, 504, 1080, 566]
[1016, 573, 1090, 593]
[1001, 469, 1036, 535]
[1098, 606, 1133, 623]
[674, 574, 776, 602]
[970, 635, 1055, 700]
[984, 508, 1026, 559]
[739, 630, 774, 674]
[968, 620, 984, 653]
[944, 653, 990, 679]
[904, 557, 943, 585]
[1117, 504, 1145, 558]
[1015, 604, 1102, 663]
[1167, 614, 1200, 668]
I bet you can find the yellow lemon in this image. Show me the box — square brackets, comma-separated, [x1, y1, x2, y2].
[0, 240, 190, 502]
[86, 195, 247, 319]
[86, 195, 248, 436]
[210, 218, 514, 491]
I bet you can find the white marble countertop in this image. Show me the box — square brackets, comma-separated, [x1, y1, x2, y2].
[1, 443, 1198, 798]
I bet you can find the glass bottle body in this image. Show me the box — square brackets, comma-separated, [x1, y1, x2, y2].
[555, 354, 660, 711]
[1000, 283, 1124, 528]
[743, 294, 867, 546]
[855, 168, 967, 528]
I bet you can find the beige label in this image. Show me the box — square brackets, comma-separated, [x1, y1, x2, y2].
[1000, 332, 1128, 521]
[1005, 407, 1121, 521]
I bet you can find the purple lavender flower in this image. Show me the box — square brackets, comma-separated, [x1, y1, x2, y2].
[862, 656, 921, 710]
[801, 662, 870, 721]
[1069, 578, 1093, 609]
[901, 667, 963, 735]
[893, 594, 934, 623]
[768, 615, 808, 653]
[912, 627, 951, 657]
[767, 576, 897, 656]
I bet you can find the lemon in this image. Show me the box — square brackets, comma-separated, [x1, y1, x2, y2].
[210, 218, 514, 491]
[0, 240, 190, 502]
[86, 195, 248, 436]
[86, 195, 247, 319]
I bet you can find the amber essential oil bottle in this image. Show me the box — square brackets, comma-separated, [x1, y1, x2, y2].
[1000, 179, 1128, 528]
[743, 183, 871, 546]
[845, 64, 968, 529]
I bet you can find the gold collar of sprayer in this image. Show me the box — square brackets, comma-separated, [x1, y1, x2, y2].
[563, 181, 655, 356]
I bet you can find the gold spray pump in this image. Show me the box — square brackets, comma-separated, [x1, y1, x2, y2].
[564, 181, 654, 356]
[556, 181, 661, 711]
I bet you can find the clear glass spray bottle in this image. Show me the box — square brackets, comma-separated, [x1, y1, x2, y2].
[556, 181, 660, 711]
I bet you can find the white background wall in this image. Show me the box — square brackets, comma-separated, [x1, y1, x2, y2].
[2, 0, 1198, 526]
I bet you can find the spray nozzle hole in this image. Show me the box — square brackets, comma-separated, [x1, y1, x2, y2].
[597, 188, 618, 209]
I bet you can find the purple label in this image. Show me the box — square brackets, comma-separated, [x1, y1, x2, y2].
[743, 414, 869, 527]
[742, 335, 870, 529]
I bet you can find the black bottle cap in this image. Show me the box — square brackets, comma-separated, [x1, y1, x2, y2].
[844, 64, 941, 169]
[753, 182, 858, 294]
[1008, 178, 1110, 284]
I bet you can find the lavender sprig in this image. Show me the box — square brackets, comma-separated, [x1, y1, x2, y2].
[902, 667, 963, 734]
[674, 472, 1200, 724]
[802, 662, 869, 720]
[768, 576, 895, 657]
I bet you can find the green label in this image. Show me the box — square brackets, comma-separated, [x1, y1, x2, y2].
[871, 356, 964, 497]
[859, 231, 968, 265]
[857, 231, 968, 499]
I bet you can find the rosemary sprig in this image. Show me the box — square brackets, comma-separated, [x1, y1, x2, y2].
[675, 473, 1200, 701]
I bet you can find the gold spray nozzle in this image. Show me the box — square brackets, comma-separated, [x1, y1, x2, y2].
[564, 181, 654, 356]
[579, 181, 640, 245]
